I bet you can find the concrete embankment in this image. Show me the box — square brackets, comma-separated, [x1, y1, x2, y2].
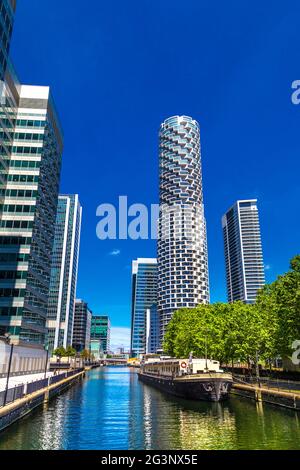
[0, 370, 85, 432]
[232, 382, 300, 411]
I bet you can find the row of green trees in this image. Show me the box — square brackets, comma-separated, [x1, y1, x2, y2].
[53, 346, 95, 361]
[163, 256, 300, 367]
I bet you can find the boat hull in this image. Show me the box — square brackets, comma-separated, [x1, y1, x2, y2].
[138, 372, 232, 402]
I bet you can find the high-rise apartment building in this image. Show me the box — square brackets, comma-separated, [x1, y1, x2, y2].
[91, 315, 110, 354]
[46, 194, 82, 351]
[72, 299, 92, 352]
[222, 199, 265, 304]
[157, 116, 209, 343]
[0, 85, 63, 347]
[130, 258, 158, 356]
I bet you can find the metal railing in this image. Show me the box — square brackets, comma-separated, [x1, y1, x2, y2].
[0, 368, 84, 408]
[26, 378, 49, 395]
[233, 374, 300, 392]
[0, 384, 24, 407]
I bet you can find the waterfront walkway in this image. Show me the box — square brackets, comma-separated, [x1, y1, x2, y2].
[0, 372, 54, 392]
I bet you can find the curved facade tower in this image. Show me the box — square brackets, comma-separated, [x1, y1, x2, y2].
[157, 116, 209, 343]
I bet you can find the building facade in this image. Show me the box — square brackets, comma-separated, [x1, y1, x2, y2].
[222, 199, 265, 304]
[46, 194, 82, 351]
[145, 305, 159, 355]
[0, 84, 63, 347]
[72, 299, 92, 352]
[157, 116, 209, 343]
[130, 258, 158, 356]
[91, 315, 110, 354]
[0, 0, 16, 81]
[0, 338, 48, 377]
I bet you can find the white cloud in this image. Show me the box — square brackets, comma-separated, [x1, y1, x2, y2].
[109, 249, 121, 256]
[110, 327, 131, 352]
[264, 264, 271, 271]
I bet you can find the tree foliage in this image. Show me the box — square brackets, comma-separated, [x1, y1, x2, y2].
[80, 349, 91, 359]
[256, 255, 300, 357]
[164, 256, 300, 365]
[53, 346, 76, 357]
[163, 302, 276, 365]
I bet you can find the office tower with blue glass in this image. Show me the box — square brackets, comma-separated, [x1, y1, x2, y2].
[72, 299, 92, 352]
[91, 315, 111, 354]
[46, 195, 82, 351]
[130, 258, 158, 356]
[157, 116, 209, 343]
[222, 199, 265, 304]
[0, 85, 63, 346]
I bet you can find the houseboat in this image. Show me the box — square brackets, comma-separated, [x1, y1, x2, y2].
[138, 357, 233, 402]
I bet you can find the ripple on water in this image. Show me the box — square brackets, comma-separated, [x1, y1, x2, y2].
[0, 368, 300, 450]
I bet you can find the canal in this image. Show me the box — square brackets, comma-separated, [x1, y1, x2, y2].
[0, 367, 300, 450]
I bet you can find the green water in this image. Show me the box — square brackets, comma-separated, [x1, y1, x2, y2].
[0, 367, 299, 450]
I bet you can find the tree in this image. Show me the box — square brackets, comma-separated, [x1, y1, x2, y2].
[53, 346, 66, 357]
[53, 346, 76, 358]
[80, 349, 91, 360]
[65, 345, 76, 357]
[256, 255, 300, 358]
[163, 301, 277, 377]
[163, 255, 300, 374]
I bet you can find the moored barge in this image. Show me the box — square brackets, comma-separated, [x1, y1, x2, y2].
[138, 357, 233, 402]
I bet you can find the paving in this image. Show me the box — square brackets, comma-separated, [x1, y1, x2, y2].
[0, 372, 54, 392]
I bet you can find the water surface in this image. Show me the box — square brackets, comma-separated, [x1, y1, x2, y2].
[0, 367, 299, 450]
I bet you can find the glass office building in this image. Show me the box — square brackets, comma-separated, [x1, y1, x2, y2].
[0, 0, 18, 222]
[46, 194, 82, 351]
[222, 199, 265, 304]
[145, 305, 159, 355]
[0, 0, 16, 81]
[72, 299, 92, 352]
[157, 116, 209, 344]
[0, 1, 65, 350]
[0, 85, 63, 347]
[130, 258, 157, 356]
[91, 315, 110, 354]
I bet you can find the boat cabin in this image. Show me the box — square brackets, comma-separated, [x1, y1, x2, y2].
[142, 358, 223, 377]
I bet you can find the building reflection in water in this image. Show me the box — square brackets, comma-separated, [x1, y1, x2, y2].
[1, 369, 300, 450]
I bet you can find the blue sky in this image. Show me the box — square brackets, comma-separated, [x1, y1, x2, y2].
[10, 0, 300, 348]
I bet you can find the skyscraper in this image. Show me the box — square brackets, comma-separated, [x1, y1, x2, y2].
[222, 199, 265, 304]
[130, 258, 158, 356]
[0, 85, 63, 347]
[72, 299, 92, 352]
[91, 315, 111, 354]
[145, 305, 159, 355]
[46, 194, 82, 351]
[0, 0, 16, 81]
[157, 116, 209, 343]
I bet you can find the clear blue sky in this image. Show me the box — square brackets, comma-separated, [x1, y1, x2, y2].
[10, 1, 300, 339]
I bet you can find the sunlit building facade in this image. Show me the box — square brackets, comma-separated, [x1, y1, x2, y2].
[0, 0, 16, 81]
[130, 258, 158, 356]
[91, 315, 110, 354]
[0, 85, 63, 346]
[157, 116, 209, 344]
[72, 299, 92, 352]
[222, 199, 265, 304]
[46, 194, 82, 351]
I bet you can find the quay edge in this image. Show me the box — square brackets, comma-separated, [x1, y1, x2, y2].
[231, 383, 300, 411]
[0, 370, 85, 433]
